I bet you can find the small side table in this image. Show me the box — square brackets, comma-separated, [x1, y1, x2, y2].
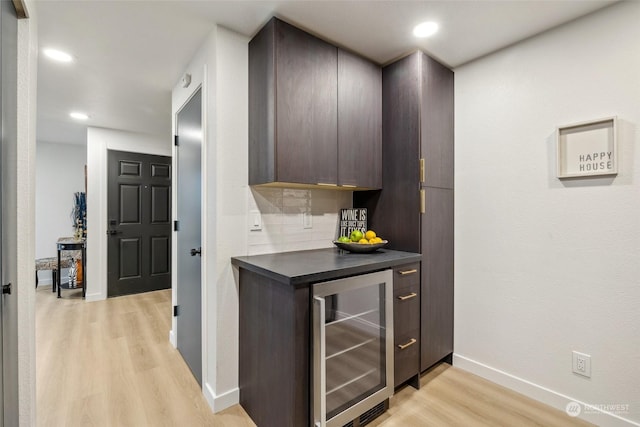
[57, 237, 86, 298]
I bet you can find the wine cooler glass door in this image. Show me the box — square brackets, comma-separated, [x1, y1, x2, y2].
[313, 269, 393, 427]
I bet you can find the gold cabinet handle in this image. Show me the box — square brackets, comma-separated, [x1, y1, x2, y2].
[317, 182, 337, 187]
[397, 292, 417, 301]
[398, 269, 417, 275]
[420, 189, 426, 214]
[397, 338, 417, 350]
[419, 158, 425, 183]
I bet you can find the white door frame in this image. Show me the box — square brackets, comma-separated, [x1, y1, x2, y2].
[170, 64, 208, 399]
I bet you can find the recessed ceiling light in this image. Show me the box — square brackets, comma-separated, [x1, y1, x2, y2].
[413, 21, 439, 38]
[70, 112, 89, 120]
[43, 48, 73, 63]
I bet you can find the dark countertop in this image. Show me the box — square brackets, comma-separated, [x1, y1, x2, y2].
[231, 247, 421, 287]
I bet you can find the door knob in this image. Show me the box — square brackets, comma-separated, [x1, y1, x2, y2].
[107, 229, 120, 235]
[2, 283, 11, 295]
[190, 247, 202, 257]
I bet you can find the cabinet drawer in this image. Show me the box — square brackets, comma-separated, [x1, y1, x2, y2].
[393, 263, 420, 290]
[393, 283, 420, 335]
[394, 329, 420, 387]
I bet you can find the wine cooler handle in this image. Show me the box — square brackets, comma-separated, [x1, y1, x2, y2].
[313, 296, 327, 427]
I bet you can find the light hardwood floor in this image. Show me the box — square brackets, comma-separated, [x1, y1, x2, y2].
[36, 287, 592, 427]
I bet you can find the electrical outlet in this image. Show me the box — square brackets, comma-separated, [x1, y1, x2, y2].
[303, 212, 313, 229]
[249, 210, 262, 231]
[572, 351, 591, 378]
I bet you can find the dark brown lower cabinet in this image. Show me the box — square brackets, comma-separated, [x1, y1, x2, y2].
[392, 263, 421, 388]
[235, 249, 422, 427]
[238, 269, 310, 427]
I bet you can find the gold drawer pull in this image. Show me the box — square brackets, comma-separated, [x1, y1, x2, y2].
[397, 292, 417, 301]
[398, 338, 417, 350]
[317, 182, 337, 187]
[398, 269, 417, 275]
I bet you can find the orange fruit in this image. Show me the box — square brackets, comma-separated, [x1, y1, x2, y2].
[365, 230, 376, 240]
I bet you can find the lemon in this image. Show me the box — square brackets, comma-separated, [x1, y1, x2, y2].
[374, 237, 383, 243]
[365, 230, 376, 240]
[358, 238, 369, 244]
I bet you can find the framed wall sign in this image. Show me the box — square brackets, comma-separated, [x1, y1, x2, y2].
[338, 208, 367, 238]
[557, 117, 617, 179]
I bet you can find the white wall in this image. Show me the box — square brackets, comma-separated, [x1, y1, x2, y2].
[85, 127, 170, 301]
[171, 25, 351, 413]
[454, 2, 640, 426]
[35, 141, 86, 283]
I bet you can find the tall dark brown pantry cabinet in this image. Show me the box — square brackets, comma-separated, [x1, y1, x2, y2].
[354, 51, 454, 373]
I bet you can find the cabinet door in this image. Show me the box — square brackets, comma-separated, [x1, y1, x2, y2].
[275, 20, 338, 185]
[420, 54, 454, 189]
[420, 187, 454, 371]
[337, 49, 382, 189]
[248, 18, 276, 185]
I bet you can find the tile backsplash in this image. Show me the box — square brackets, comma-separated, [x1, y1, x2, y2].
[247, 187, 352, 255]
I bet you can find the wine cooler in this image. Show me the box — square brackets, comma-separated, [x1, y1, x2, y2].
[312, 269, 394, 427]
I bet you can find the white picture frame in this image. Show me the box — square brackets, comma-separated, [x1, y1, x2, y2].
[557, 117, 617, 179]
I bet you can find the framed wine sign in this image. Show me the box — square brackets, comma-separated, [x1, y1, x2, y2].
[338, 208, 367, 238]
[557, 117, 617, 179]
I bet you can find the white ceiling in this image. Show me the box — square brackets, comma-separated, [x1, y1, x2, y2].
[34, 0, 617, 146]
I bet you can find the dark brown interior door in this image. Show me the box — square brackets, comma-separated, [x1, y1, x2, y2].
[107, 150, 171, 297]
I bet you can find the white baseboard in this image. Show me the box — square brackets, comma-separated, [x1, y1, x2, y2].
[169, 330, 176, 348]
[83, 292, 105, 302]
[203, 382, 239, 413]
[453, 354, 639, 427]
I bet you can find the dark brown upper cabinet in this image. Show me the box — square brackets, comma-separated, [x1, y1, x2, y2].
[249, 17, 382, 190]
[420, 54, 454, 189]
[337, 49, 382, 189]
[249, 18, 337, 187]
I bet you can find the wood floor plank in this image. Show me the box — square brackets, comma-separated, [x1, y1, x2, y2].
[36, 286, 593, 427]
[369, 364, 593, 427]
